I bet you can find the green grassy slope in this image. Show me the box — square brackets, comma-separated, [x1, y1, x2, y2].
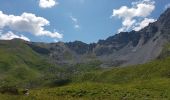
[0, 39, 103, 88]
[1, 40, 170, 99]
[1, 54, 170, 99]
[0, 39, 61, 88]
[73, 58, 170, 84]
[53, 56, 170, 99]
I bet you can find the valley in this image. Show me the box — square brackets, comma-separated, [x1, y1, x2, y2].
[0, 6, 170, 100]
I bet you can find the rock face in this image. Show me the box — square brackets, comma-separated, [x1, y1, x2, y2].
[26, 8, 170, 67]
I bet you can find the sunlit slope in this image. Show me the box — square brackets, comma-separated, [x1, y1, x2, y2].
[0, 39, 58, 87]
[1, 56, 170, 99]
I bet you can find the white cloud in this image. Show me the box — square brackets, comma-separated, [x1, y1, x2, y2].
[54, 39, 58, 42]
[0, 11, 63, 39]
[70, 16, 78, 23]
[70, 16, 80, 29]
[165, 3, 170, 10]
[39, 0, 58, 8]
[0, 31, 30, 41]
[133, 18, 156, 31]
[112, 0, 155, 32]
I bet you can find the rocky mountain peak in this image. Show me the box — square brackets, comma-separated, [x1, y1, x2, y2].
[158, 8, 170, 25]
[22, 8, 170, 67]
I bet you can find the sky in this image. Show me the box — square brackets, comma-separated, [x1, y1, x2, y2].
[0, 0, 169, 43]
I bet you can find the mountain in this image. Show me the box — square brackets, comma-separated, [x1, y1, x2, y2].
[1, 7, 170, 100]
[0, 8, 170, 88]
[1, 41, 170, 99]
[24, 8, 170, 67]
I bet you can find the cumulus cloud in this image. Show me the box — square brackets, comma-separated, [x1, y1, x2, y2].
[39, 0, 58, 8]
[0, 11, 63, 39]
[0, 31, 30, 41]
[134, 18, 156, 31]
[70, 16, 80, 29]
[112, 0, 155, 32]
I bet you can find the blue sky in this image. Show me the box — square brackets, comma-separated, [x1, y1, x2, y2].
[0, 0, 169, 43]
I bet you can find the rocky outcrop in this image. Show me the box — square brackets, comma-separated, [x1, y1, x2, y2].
[25, 8, 170, 67]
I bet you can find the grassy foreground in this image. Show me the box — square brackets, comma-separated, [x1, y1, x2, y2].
[1, 40, 170, 100]
[0, 79, 170, 100]
[1, 56, 170, 99]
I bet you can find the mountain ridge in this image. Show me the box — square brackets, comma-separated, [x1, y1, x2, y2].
[0, 8, 170, 98]
[1, 8, 170, 68]
[18, 8, 169, 67]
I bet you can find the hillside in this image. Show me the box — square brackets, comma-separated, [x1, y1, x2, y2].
[0, 39, 104, 88]
[0, 39, 64, 88]
[0, 6, 170, 100]
[1, 52, 170, 99]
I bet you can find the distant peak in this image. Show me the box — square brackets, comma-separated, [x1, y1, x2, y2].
[158, 8, 170, 23]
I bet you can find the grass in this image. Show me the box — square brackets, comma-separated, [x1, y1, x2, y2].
[1, 40, 170, 99]
[1, 56, 170, 99]
[0, 40, 62, 88]
[72, 57, 170, 84]
[1, 79, 170, 100]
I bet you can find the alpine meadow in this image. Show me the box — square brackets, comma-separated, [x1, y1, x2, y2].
[0, 0, 170, 100]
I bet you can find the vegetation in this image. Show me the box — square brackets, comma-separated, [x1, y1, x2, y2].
[1, 40, 170, 99]
[0, 40, 63, 88]
[1, 58, 170, 100]
[1, 56, 170, 99]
